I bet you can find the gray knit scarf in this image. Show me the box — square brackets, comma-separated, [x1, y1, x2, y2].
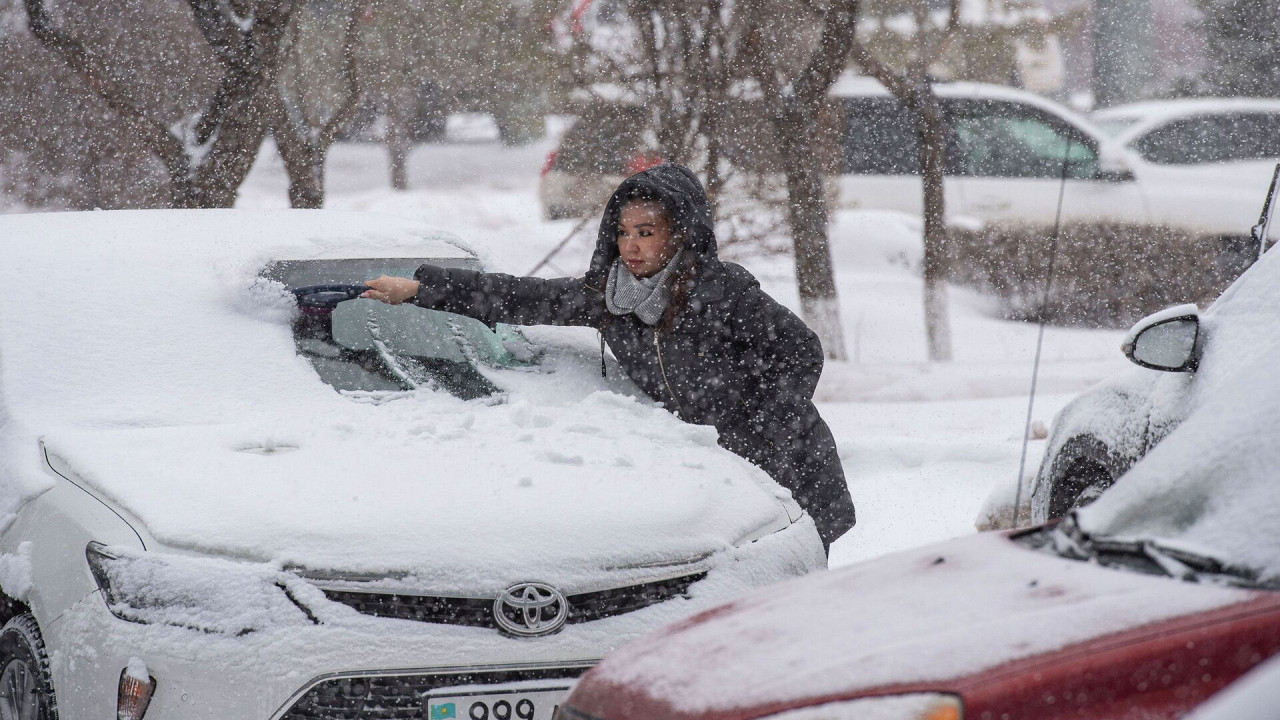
[605, 251, 683, 326]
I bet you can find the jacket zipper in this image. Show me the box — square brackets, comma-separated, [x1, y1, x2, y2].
[653, 332, 686, 417]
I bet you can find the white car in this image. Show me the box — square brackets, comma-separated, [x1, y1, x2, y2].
[0, 210, 824, 720]
[546, 78, 1267, 268]
[832, 77, 1268, 246]
[1093, 97, 1280, 259]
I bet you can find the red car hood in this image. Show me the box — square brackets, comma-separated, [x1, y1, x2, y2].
[568, 531, 1260, 720]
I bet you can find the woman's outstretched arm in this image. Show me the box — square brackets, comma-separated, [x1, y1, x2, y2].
[365, 265, 604, 328]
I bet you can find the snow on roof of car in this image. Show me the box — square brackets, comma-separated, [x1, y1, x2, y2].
[0, 209, 793, 579]
[1094, 98, 1280, 145]
[1077, 245, 1280, 580]
[827, 74, 1109, 145]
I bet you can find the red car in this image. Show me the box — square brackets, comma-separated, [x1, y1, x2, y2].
[559, 529, 1280, 720]
[558, 243, 1280, 720]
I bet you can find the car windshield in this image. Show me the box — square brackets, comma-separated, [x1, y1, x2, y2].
[1018, 515, 1279, 591]
[264, 258, 536, 400]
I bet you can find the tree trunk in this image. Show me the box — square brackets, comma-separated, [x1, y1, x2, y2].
[386, 92, 411, 191]
[193, 101, 273, 207]
[917, 91, 953, 362]
[779, 102, 848, 361]
[274, 129, 326, 208]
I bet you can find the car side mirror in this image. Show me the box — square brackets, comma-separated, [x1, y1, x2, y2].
[1097, 143, 1135, 182]
[1121, 304, 1200, 372]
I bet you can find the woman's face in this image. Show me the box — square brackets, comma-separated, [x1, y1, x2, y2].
[616, 200, 681, 278]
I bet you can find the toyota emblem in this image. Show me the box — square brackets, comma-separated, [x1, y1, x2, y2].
[493, 582, 569, 637]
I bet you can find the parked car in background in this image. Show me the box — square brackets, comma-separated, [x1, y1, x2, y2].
[539, 105, 661, 220]
[1031, 168, 1278, 521]
[1093, 98, 1280, 166]
[544, 79, 1269, 273]
[0, 210, 824, 720]
[1092, 97, 1280, 257]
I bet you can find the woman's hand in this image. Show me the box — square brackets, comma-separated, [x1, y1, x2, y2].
[362, 275, 421, 305]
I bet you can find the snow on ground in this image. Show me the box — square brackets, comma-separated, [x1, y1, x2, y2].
[235, 129, 1133, 567]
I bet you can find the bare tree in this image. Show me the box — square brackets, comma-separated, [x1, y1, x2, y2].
[565, 0, 852, 358]
[848, 0, 960, 361]
[270, 0, 368, 207]
[24, 0, 343, 207]
[742, 0, 857, 360]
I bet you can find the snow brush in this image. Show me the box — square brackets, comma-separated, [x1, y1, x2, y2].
[292, 284, 371, 313]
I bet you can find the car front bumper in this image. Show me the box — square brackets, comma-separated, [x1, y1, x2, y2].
[45, 517, 824, 719]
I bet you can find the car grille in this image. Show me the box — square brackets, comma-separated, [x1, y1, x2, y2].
[277, 665, 590, 720]
[322, 572, 706, 630]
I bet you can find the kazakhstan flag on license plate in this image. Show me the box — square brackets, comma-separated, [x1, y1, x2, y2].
[430, 703, 457, 720]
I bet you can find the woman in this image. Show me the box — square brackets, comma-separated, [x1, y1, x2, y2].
[364, 163, 854, 553]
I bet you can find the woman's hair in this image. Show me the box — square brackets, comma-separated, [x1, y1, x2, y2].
[614, 187, 679, 236]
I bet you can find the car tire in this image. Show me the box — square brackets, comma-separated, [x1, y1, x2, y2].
[1049, 456, 1115, 519]
[0, 614, 58, 720]
[1046, 435, 1124, 520]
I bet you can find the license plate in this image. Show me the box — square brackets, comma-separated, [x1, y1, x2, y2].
[424, 684, 571, 720]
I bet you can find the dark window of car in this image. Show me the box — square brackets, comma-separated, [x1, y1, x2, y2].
[1133, 113, 1280, 165]
[842, 97, 924, 175]
[263, 259, 536, 400]
[552, 106, 647, 175]
[950, 100, 1099, 179]
[840, 97, 976, 176]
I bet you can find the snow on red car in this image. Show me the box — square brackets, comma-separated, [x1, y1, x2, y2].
[555, 237, 1280, 720]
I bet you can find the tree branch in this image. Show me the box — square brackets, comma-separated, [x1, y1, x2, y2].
[847, 34, 911, 100]
[24, 0, 192, 192]
[187, 0, 242, 63]
[919, 0, 960, 70]
[792, 0, 860, 107]
[318, 0, 368, 148]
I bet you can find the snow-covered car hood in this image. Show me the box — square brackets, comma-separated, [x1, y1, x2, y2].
[568, 532, 1255, 719]
[1, 209, 802, 590]
[41, 391, 793, 591]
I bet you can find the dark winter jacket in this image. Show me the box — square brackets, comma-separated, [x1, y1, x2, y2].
[408, 164, 855, 548]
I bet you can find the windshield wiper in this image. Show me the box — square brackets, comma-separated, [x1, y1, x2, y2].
[1047, 514, 1272, 589]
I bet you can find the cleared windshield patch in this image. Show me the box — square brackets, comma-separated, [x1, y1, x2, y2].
[262, 258, 536, 400]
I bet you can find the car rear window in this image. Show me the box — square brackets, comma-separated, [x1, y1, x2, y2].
[264, 259, 536, 400]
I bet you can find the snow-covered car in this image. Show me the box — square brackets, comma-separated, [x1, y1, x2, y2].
[554, 282, 1280, 720]
[1029, 188, 1278, 521]
[0, 210, 824, 720]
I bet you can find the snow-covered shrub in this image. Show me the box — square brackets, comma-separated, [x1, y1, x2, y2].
[947, 222, 1246, 327]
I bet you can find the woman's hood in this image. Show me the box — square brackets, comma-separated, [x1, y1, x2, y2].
[586, 164, 719, 288]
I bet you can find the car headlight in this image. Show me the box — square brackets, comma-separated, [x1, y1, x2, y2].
[86, 542, 312, 634]
[763, 694, 962, 720]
